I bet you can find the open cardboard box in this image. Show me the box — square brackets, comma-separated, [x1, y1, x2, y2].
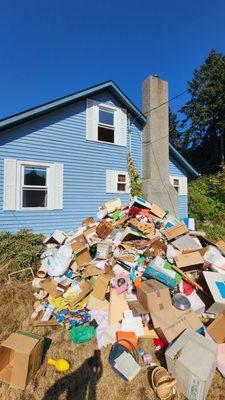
[0, 331, 44, 390]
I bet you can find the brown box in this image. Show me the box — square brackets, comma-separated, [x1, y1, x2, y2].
[96, 220, 113, 239]
[206, 310, 225, 343]
[151, 306, 203, 343]
[164, 222, 189, 241]
[136, 279, 171, 313]
[40, 279, 62, 298]
[174, 251, 204, 269]
[150, 204, 166, 219]
[71, 242, 92, 267]
[83, 227, 101, 246]
[0, 331, 44, 390]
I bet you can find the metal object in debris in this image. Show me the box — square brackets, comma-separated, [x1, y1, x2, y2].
[172, 293, 191, 310]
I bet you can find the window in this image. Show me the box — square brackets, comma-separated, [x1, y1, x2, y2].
[106, 170, 130, 194]
[22, 166, 48, 208]
[173, 178, 180, 193]
[169, 175, 188, 196]
[86, 99, 127, 146]
[98, 107, 114, 143]
[4, 159, 64, 211]
[117, 174, 126, 192]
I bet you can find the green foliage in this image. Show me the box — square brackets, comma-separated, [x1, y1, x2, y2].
[0, 229, 44, 275]
[180, 49, 225, 153]
[127, 153, 142, 197]
[189, 165, 225, 240]
[169, 108, 183, 150]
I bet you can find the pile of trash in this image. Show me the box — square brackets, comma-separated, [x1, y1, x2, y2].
[2, 196, 225, 398]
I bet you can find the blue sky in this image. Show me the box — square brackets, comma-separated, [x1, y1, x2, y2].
[0, 0, 225, 120]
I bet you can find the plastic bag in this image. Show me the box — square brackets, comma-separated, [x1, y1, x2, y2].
[69, 325, 95, 344]
[47, 244, 73, 277]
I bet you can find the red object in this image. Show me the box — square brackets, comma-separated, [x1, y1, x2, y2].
[128, 206, 141, 216]
[182, 279, 195, 296]
[153, 338, 167, 349]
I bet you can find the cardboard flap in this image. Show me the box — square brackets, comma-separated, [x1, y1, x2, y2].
[2, 333, 40, 354]
[10, 352, 28, 389]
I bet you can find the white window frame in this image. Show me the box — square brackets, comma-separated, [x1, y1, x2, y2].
[97, 104, 116, 144]
[172, 178, 180, 193]
[106, 170, 130, 194]
[17, 160, 54, 211]
[169, 175, 188, 196]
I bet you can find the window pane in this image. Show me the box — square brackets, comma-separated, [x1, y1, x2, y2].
[117, 183, 126, 192]
[98, 126, 114, 143]
[118, 174, 126, 183]
[99, 109, 114, 126]
[173, 179, 179, 186]
[23, 189, 47, 207]
[24, 167, 47, 186]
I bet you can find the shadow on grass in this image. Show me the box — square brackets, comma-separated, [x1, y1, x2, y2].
[42, 349, 102, 400]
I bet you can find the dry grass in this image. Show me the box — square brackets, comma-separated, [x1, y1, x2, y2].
[0, 281, 225, 400]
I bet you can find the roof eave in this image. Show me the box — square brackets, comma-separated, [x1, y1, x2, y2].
[169, 143, 200, 178]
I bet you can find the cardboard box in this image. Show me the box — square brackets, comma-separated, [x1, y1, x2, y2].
[96, 220, 113, 239]
[174, 251, 204, 270]
[69, 280, 92, 306]
[164, 222, 189, 241]
[150, 203, 166, 219]
[83, 227, 101, 246]
[165, 329, 217, 400]
[0, 331, 44, 390]
[151, 306, 203, 343]
[71, 242, 92, 267]
[136, 279, 171, 313]
[44, 229, 66, 245]
[109, 288, 129, 325]
[206, 310, 225, 343]
[40, 279, 62, 298]
[203, 271, 225, 316]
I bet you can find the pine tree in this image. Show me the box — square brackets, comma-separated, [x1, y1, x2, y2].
[169, 108, 183, 150]
[180, 49, 225, 164]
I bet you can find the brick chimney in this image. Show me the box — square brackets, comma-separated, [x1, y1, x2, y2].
[142, 75, 178, 216]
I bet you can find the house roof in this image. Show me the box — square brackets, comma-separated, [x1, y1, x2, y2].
[0, 80, 199, 178]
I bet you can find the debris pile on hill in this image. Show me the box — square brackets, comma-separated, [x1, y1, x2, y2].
[1, 196, 225, 399]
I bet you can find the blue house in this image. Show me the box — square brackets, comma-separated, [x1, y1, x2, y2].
[0, 80, 199, 234]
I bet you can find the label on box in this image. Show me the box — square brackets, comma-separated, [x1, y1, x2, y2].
[188, 374, 203, 400]
[215, 281, 225, 298]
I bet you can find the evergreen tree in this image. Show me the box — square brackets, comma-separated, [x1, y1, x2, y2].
[180, 49, 225, 165]
[169, 108, 183, 150]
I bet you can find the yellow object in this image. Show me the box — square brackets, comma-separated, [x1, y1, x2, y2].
[48, 358, 70, 372]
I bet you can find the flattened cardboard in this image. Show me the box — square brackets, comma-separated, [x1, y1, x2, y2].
[150, 203, 165, 219]
[172, 234, 202, 252]
[70, 280, 92, 306]
[83, 263, 108, 278]
[40, 279, 62, 298]
[92, 275, 110, 300]
[136, 279, 171, 313]
[0, 331, 44, 390]
[151, 306, 203, 343]
[206, 310, 225, 343]
[109, 288, 129, 325]
[164, 222, 189, 241]
[174, 251, 204, 269]
[87, 295, 109, 312]
[165, 329, 217, 400]
[128, 300, 149, 315]
[83, 227, 101, 246]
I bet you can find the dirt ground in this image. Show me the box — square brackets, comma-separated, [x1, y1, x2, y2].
[1, 282, 225, 400]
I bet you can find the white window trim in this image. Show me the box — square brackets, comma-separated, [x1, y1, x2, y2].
[169, 175, 188, 196]
[16, 160, 53, 211]
[106, 170, 130, 194]
[86, 99, 127, 147]
[97, 104, 116, 144]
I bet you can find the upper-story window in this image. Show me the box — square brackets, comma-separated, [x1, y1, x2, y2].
[98, 107, 115, 143]
[173, 178, 180, 193]
[86, 99, 127, 146]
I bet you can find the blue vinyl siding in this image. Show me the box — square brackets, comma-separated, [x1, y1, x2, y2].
[0, 91, 142, 233]
[169, 156, 188, 217]
[0, 89, 188, 234]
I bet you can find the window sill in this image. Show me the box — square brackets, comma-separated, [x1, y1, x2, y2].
[86, 138, 126, 147]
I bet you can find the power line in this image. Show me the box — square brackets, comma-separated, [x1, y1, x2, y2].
[130, 88, 188, 127]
